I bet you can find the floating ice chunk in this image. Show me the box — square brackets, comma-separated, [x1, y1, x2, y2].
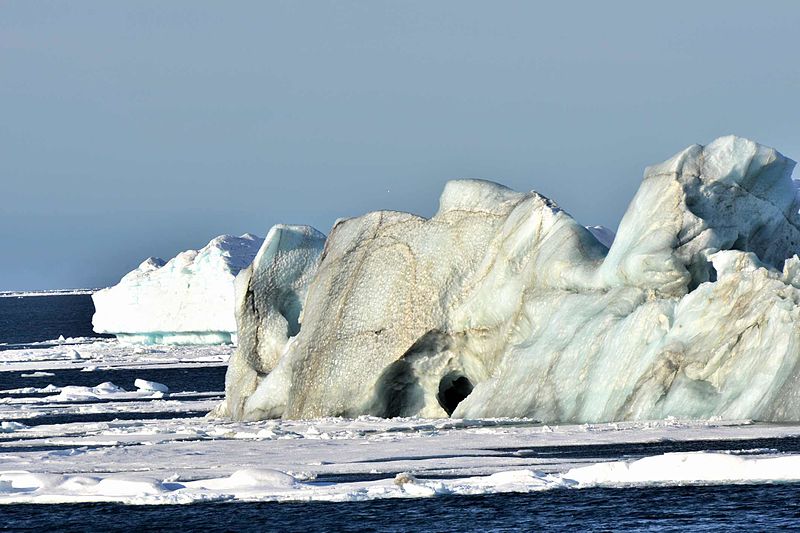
[134, 379, 169, 394]
[48, 382, 127, 402]
[20, 371, 55, 378]
[0, 384, 59, 394]
[0, 421, 28, 433]
[92, 233, 264, 345]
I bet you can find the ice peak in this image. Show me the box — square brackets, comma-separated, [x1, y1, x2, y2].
[138, 257, 165, 271]
[437, 179, 527, 216]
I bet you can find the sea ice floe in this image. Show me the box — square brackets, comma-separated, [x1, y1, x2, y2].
[2, 451, 799, 504]
[45, 382, 172, 402]
[0, 338, 232, 372]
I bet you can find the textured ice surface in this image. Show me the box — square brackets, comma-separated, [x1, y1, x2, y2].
[92, 233, 263, 345]
[223, 136, 800, 422]
[220, 225, 326, 419]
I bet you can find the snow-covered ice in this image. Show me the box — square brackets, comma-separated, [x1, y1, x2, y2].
[7, 452, 800, 504]
[91, 233, 264, 345]
[222, 136, 800, 423]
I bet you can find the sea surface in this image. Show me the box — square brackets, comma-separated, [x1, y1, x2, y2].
[3, 484, 800, 532]
[0, 293, 111, 345]
[2, 294, 800, 531]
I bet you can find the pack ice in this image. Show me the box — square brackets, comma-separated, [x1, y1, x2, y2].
[218, 136, 800, 422]
[92, 233, 264, 345]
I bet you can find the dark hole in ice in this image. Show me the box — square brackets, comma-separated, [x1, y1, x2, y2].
[278, 291, 303, 337]
[707, 262, 717, 283]
[437, 372, 474, 416]
[372, 359, 424, 418]
[687, 258, 718, 292]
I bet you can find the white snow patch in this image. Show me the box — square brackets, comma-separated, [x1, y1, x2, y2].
[19, 372, 55, 378]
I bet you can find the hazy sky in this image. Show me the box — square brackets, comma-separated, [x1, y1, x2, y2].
[2, 1, 799, 290]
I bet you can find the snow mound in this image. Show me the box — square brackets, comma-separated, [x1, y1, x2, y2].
[134, 379, 169, 394]
[92, 233, 264, 345]
[222, 136, 800, 423]
[565, 452, 800, 485]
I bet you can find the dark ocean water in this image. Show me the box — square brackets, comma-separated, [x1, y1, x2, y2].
[0, 365, 227, 396]
[0, 294, 111, 345]
[2, 295, 800, 530]
[3, 484, 800, 532]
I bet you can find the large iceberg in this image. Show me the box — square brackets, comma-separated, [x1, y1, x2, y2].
[221, 136, 800, 423]
[93, 233, 264, 345]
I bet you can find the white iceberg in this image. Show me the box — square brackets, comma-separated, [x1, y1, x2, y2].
[222, 136, 800, 423]
[92, 233, 263, 345]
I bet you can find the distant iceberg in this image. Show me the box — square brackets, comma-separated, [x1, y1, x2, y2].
[92, 233, 264, 345]
[218, 136, 800, 423]
[585, 225, 615, 248]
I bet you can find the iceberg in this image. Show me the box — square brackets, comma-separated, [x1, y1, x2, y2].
[585, 225, 615, 248]
[222, 136, 800, 423]
[92, 233, 264, 345]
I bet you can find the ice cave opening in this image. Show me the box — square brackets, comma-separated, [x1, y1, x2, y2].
[437, 372, 474, 416]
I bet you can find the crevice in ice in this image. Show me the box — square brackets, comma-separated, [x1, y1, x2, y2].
[687, 259, 718, 292]
[277, 291, 303, 337]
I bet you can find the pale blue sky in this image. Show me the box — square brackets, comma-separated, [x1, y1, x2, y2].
[2, 1, 799, 290]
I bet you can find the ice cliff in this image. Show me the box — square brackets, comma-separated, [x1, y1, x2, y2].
[224, 225, 326, 416]
[92, 233, 264, 344]
[219, 136, 800, 423]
